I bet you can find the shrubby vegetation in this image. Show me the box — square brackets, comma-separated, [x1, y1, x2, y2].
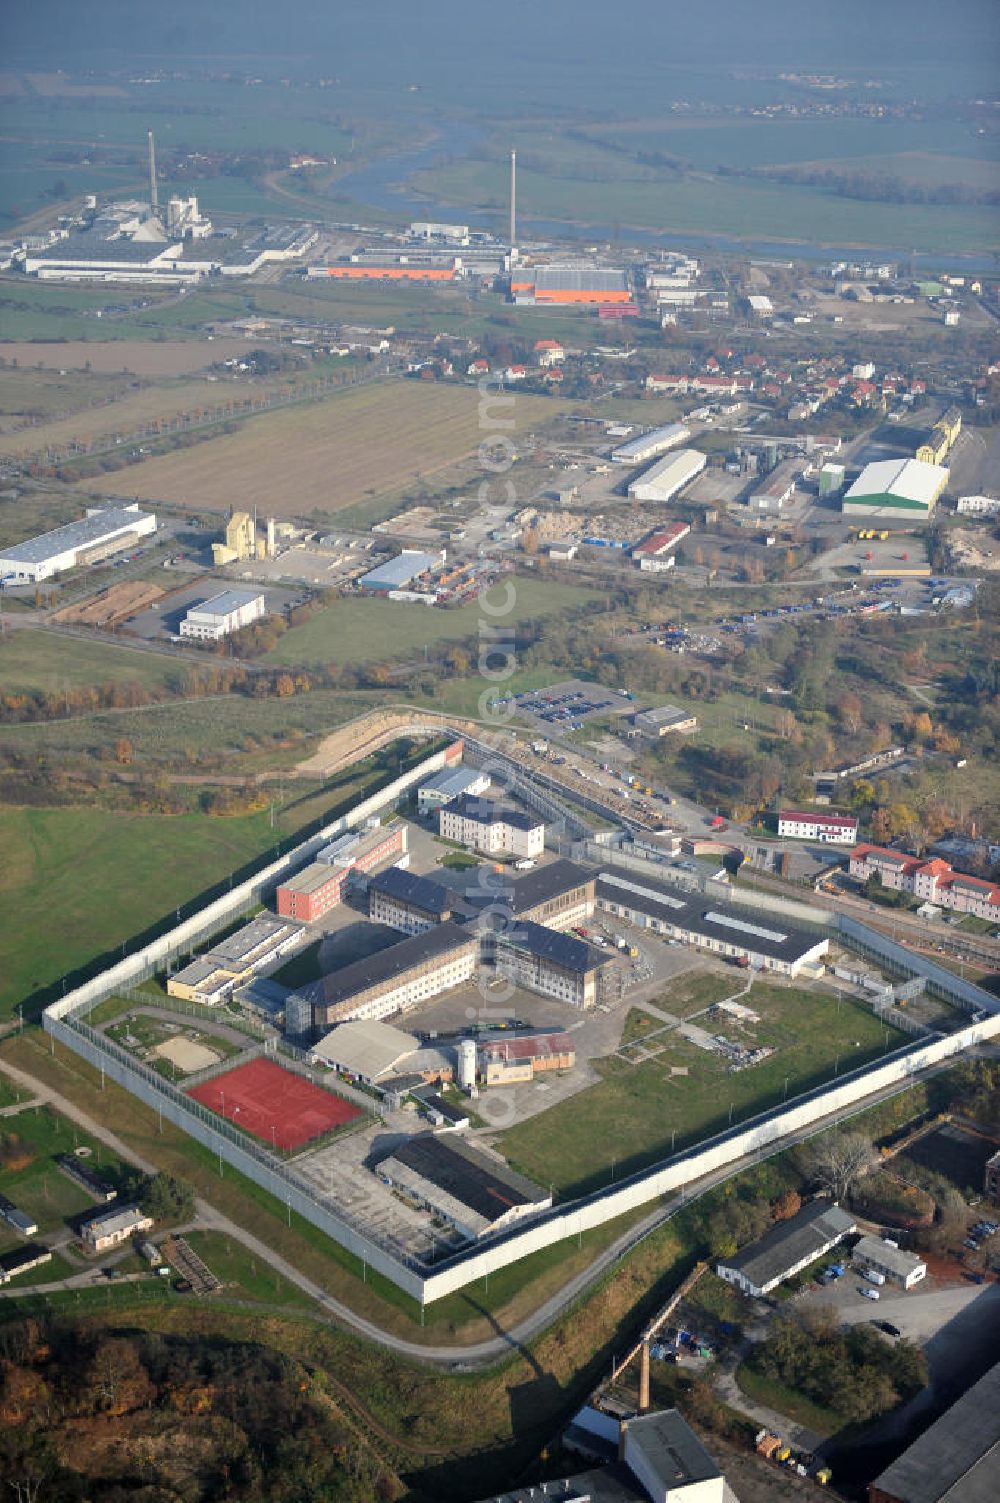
[746, 1306, 928, 1424]
[0, 1318, 397, 1502]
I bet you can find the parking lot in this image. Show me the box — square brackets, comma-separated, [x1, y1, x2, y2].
[499, 678, 637, 734]
[123, 578, 302, 641]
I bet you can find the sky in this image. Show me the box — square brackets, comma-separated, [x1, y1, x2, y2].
[3, 0, 998, 81]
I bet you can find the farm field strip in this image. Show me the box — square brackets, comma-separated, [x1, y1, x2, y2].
[0, 339, 253, 374]
[84, 379, 562, 515]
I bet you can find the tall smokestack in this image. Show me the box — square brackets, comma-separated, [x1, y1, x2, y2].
[509, 149, 516, 250]
[147, 130, 158, 213]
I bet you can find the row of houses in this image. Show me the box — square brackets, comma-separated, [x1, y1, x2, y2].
[849, 845, 1000, 924]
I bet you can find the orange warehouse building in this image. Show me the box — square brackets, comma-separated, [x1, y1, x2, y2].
[315, 266, 458, 282]
[511, 266, 632, 305]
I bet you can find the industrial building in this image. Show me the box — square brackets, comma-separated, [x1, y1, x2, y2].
[410, 221, 470, 243]
[479, 1030, 576, 1086]
[819, 462, 846, 497]
[595, 872, 830, 976]
[358, 550, 444, 594]
[777, 809, 858, 844]
[715, 1200, 857, 1297]
[868, 1360, 1000, 1503]
[368, 867, 460, 933]
[510, 265, 631, 306]
[611, 424, 691, 465]
[475, 1407, 725, 1503]
[308, 263, 460, 282]
[0, 505, 156, 583]
[311, 1019, 421, 1083]
[179, 588, 267, 641]
[853, 1234, 926, 1290]
[80, 1204, 154, 1254]
[276, 823, 406, 921]
[748, 458, 802, 513]
[631, 523, 690, 571]
[376, 1133, 551, 1241]
[302, 922, 479, 1031]
[632, 704, 699, 738]
[916, 406, 962, 466]
[416, 766, 491, 814]
[24, 232, 193, 285]
[438, 795, 546, 859]
[494, 920, 610, 1009]
[627, 449, 706, 503]
[167, 915, 304, 1005]
[842, 459, 949, 518]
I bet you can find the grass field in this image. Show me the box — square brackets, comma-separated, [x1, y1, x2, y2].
[266, 576, 602, 668]
[0, 631, 189, 695]
[498, 979, 905, 1196]
[0, 739, 427, 1018]
[0, 685, 378, 768]
[411, 157, 999, 255]
[0, 805, 293, 1018]
[0, 1102, 128, 1236]
[182, 1230, 318, 1311]
[86, 378, 561, 516]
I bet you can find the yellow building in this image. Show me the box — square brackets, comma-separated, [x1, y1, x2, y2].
[211, 510, 257, 567]
[916, 406, 961, 466]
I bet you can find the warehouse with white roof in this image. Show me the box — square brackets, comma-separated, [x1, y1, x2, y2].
[842, 458, 948, 518]
[628, 449, 706, 503]
[0, 505, 156, 582]
[179, 589, 266, 640]
[611, 423, 691, 465]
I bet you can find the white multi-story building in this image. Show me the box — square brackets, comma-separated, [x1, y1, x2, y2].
[438, 796, 545, 859]
[494, 921, 608, 1010]
[179, 589, 266, 641]
[304, 924, 478, 1030]
[777, 809, 858, 844]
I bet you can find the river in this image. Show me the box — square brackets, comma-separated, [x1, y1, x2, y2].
[333, 128, 997, 273]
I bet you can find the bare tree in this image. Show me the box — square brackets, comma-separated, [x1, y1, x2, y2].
[807, 1131, 876, 1202]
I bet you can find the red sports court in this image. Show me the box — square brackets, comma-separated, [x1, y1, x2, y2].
[188, 1057, 361, 1151]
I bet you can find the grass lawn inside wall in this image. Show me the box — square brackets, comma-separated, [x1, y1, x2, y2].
[498, 980, 906, 1197]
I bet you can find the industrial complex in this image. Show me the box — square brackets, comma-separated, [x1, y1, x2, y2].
[0, 505, 157, 583]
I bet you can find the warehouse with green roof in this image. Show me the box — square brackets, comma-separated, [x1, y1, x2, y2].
[842, 458, 948, 519]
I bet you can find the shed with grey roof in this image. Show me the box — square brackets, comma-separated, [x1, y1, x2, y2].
[715, 1199, 856, 1296]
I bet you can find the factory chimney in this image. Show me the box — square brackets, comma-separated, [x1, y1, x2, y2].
[638, 1339, 651, 1414]
[509, 149, 517, 252]
[147, 130, 158, 213]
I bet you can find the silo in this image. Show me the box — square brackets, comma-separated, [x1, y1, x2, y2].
[456, 1038, 477, 1090]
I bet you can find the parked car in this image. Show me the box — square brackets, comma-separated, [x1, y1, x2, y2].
[872, 1320, 901, 1337]
[859, 1287, 880, 1302]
